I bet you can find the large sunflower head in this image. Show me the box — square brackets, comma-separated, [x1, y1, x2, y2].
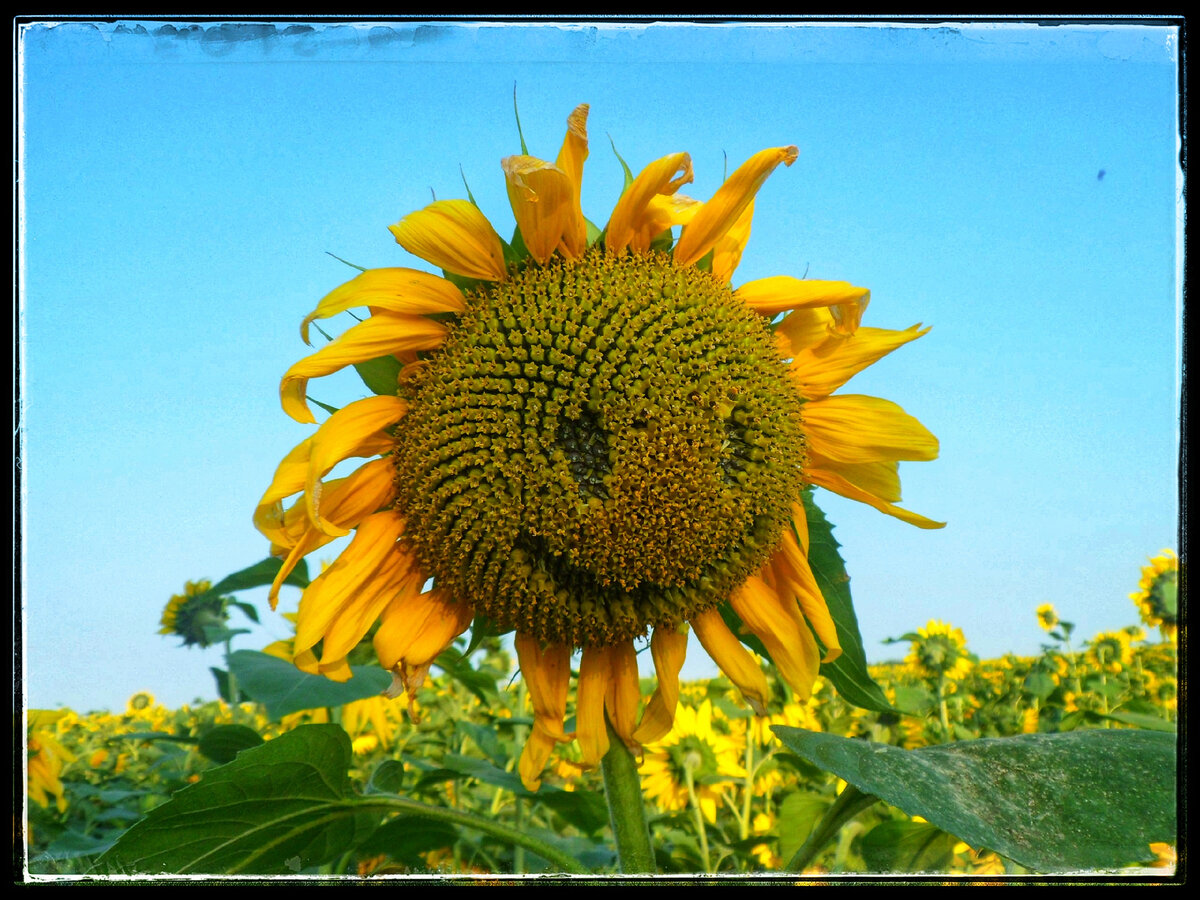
[254, 103, 941, 791]
[1130, 549, 1179, 641]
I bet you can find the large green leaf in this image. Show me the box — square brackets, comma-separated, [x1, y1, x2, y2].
[210, 557, 310, 596]
[98, 726, 377, 875]
[860, 819, 959, 873]
[226, 650, 391, 719]
[802, 491, 896, 713]
[196, 725, 265, 764]
[774, 726, 1176, 873]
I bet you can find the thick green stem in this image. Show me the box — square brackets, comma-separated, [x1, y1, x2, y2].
[600, 717, 655, 874]
[784, 785, 878, 874]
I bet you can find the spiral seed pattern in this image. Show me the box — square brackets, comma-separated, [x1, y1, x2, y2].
[392, 250, 806, 647]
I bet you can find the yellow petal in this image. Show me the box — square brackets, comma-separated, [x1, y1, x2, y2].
[502, 155, 576, 264]
[765, 526, 842, 662]
[515, 634, 572, 742]
[293, 510, 407, 658]
[373, 585, 473, 671]
[689, 607, 769, 715]
[518, 729, 559, 793]
[280, 314, 445, 423]
[300, 268, 465, 346]
[302, 395, 408, 536]
[555, 103, 590, 258]
[320, 554, 415, 664]
[804, 394, 939, 464]
[388, 199, 508, 282]
[633, 624, 688, 744]
[730, 576, 821, 700]
[673, 145, 798, 267]
[710, 199, 755, 283]
[791, 325, 930, 400]
[807, 457, 945, 529]
[576, 645, 611, 767]
[605, 152, 693, 254]
[736, 276, 870, 322]
[604, 642, 641, 751]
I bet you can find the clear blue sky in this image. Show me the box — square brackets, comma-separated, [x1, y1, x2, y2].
[18, 20, 1181, 713]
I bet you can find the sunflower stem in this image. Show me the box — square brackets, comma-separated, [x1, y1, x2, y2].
[783, 784, 878, 874]
[600, 716, 655, 874]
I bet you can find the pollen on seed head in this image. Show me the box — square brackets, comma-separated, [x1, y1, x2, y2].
[392, 249, 806, 648]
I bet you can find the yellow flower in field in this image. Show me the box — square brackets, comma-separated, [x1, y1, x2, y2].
[254, 103, 942, 791]
[1086, 630, 1134, 674]
[27, 710, 77, 813]
[125, 691, 156, 714]
[159, 579, 229, 648]
[1035, 603, 1059, 632]
[904, 620, 974, 682]
[1130, 549, 1178, 640]
[639, 699, 746, 823]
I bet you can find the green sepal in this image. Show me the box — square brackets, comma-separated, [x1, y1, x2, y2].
[609, 135, 635, 192]
[324, 251, 367, 273]
[802, 490, 899, 714]
[353, 354, 403, 396]
[507, 224, 532, 267]
[210, 557, 310, 595]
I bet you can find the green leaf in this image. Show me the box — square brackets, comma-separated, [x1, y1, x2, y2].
[210, 557, 310, 596]
[98, 725, 378, 875]
[433, 647, 500, 704]
[507, 225, 532, 267]
[773, 726, 1176, 873]
[1091, 711, 1176, 733]
[35, 830, 117, 862]
[1024, 671, 1058, 701]
[775, 792, 832, 865]
[353, 354, 403, 396]
[209, 667, 247, 704]
[365, 759, 407, 795]
[226, 650, 391, 720]
[860, 819, 960, 873]
[230, 601, 261, 624]
[802, 491, 897, 714]
[197, 725, 265, 764]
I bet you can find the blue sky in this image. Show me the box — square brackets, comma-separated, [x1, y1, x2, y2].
[18, 20, 1181, 713]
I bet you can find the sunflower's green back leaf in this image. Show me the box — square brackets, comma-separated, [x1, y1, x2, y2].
[98, 725, 378, 875]
[773, 726, 1176, 873]
[609, 135, 635, 191]
[226, 650, 391, 719]
[353, 354, 403, 396]
[507, 224, 532, 267]
[211, 557, 310, 595]
[464, 613, 513, 657]
[585, 217, 603, 247]
[434, 647, 500, 704]
[1159, 577, 1178, 616]
[196, 725, 265, 764]
[860, 819, 960, 873]
[803, 490, 897, 714]
[356, 815, 461, 869]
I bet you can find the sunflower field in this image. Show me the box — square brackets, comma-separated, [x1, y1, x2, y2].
[23, 563, 1177, 880]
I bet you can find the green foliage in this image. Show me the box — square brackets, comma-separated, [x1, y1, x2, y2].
[773, 727, 1176, 873]
[226, 650, 391, 720]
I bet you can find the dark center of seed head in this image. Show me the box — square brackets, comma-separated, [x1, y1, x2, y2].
[391, 249, 807, 647]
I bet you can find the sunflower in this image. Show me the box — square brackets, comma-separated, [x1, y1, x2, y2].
[1035, 602, 1059, 632]
[159, 579, 229, 648]
[254, 103, 941, 791]
[904, 620, 975, 683]
[1130, 549, 1178, 640]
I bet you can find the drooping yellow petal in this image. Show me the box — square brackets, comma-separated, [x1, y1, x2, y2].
[293, 510, 407, 659]
[791, 325, 930, 400]
[373, 586, 473, 672]
[730, 576, 821, 700]
[736, 276, 870, 322]
[689, 607, 769, 715]
[280, 315, 445, 423]
[302, 395, 408, 536]
[673, 145, 798, 268]
[320, 556, 416, 665]
[300, 268, 465, 346]
[388, 199, 508, 282]
[268, 456, 395, 559]
[710, 199, 755, 283]
[605, 152, 693, 254]
[766, 525, 842, 662]
[807, 457, 946, 529]
[633, 624, 689, 744]
[502, 155, 577, 264]
[515, 635, 572, 742]
[576, 645, 611, 767]
[604, 642, 641, 751]
[555, 103, 590, 258]
[253, 436, 315, 542]
[803, 394, 939, 464]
